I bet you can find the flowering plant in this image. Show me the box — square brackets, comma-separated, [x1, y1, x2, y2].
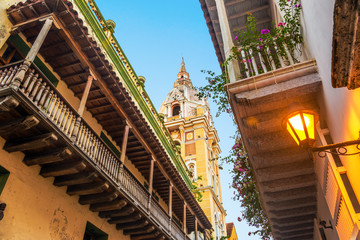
[227, 0, 303, 77]
[223, 136, 271, 239]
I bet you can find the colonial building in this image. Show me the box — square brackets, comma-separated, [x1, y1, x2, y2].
[226, 222, 238, 240]
[200, 0, 360, 239]
[0, 0, 212, 239]
[159, 60, 227, 239]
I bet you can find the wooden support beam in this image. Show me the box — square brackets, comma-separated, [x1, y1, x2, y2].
[131, 231, 161, 240]
[78, 74, 94, 117]
[124, 226, 155, 236]
[79, 192, 119, 205]
[23, 148, 72, 166]
[90, 198, 127, 212]
[4, 132, 58, 152]
[53, 171, 99, 187]
[0, 96, 19, 112]
[108, 213, 142, 224]
[0, 115, 39, 136]
[99, 205, 135, 218]
[86, 96, 107, 104]
[116, 220, 149, 230]
[40, 161, 86, 177]
[26, 17, 53, 62]
[120, 124, 130, 164]
[183, 203, 187, 233]
[169, 183, 173, 217]
[53, 61, 82, 72]
[148, 158, 154, 194]
[86, 103, 112, 112]
[195, 218, 198, 240]
[67, 182, 109, 195]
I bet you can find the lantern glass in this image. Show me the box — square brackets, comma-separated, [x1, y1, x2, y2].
[285, 111, 316, 147]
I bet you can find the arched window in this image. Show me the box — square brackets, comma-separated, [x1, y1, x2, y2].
[188, 163, 195, 178]
[172, 105, 180, 116]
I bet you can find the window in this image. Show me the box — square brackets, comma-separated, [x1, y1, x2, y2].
[83, 222, 108, 240]
[0, 165, 9, 196]
[172, 105, 180, 116]
[188, 163, 196, 179]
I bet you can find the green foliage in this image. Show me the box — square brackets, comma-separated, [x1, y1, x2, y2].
[195, 70, 231, 117]
[222, 135, 271, 239]
[191, 175, 204, 202]
[195, 1, 303, 239]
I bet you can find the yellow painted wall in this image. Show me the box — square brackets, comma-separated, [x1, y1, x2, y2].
[0, 137, 130, 240]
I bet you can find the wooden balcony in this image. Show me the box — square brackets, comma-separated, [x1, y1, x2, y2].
[0, 60, 192, 239]
[226, 54, 323, 239]
[1, 0, 211, 238]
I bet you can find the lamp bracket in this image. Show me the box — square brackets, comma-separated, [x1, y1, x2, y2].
[312, 139, 360, 158]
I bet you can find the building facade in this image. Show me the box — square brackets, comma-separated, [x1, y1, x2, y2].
[200, 0, 360, 239]
[159, 60, 227, 239]
[0, 0, 212, 239]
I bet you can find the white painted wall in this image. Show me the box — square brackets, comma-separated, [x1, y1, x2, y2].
[301, 0, 360, 201]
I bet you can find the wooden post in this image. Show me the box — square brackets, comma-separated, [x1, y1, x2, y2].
[11, 17, 53, 90]
[195, 218, 198, 240]
[147, 158, 155, 211]
[169, 183, 173, 231]
[120, 124, 130, 164]
[148, 158, 154, 194]
[183, 203, 187, 234]
[77, 75, 94, 117]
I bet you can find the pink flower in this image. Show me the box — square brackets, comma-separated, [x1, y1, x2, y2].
[277, 22, 286, 27]
[247, 12, 252, 16]
[261, 29, 270, 34]
[234, 36, 238, 40]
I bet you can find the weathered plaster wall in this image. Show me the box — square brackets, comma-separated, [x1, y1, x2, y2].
[301, 0, 360, 201]
[0, 137, 130, 240]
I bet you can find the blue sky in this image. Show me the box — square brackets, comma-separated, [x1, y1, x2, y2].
[96, 1, 259, 239]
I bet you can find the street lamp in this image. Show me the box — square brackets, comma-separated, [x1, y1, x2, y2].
[283, 104, 360, 157]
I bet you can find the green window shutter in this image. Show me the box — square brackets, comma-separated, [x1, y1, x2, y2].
[100, 132, 120, 158]
[8, 35, 59, 86]
[0, 166, 10, 196]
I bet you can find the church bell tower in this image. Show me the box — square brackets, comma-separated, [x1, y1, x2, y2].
[159, 59, 227, 239]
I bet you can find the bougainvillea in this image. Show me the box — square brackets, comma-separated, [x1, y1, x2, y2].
[222, 136, 272, 239]
[196, 1, 303, 239]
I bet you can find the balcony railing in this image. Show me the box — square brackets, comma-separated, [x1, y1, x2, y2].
[315, 124, 360, 240]
[237, 39, 306, 80]
[0, 61, 189, 240]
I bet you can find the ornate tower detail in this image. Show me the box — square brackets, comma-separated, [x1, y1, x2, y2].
[159, 59, 227, 239]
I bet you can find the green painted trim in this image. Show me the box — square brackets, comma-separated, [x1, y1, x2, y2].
[8, 35, 59, 86]
[74, 0, 193, 189]
[0, 165, 9, 196]
[100, 131, 120, 158]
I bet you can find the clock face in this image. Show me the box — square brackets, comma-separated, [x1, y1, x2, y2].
[186, 132, 193, 140]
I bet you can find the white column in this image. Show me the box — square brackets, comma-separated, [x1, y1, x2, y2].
[214, 0, 240, 83]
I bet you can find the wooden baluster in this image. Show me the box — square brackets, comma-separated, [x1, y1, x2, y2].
[34, 82, 45, 106]
[61, 108, 69, 130]
[46, 92, 55, 116]
[64, 113, 73, 136]
[25, 73, 38, 96]
[50, 97, 60, 120]
[84, 130, 91, 153]
[283, 43, 295, 65]
[240, 51, 250, 78]
[67, 114, 76, 137]
[54, 101, 63, 124]
[71, 117, 81, 142]
[266, 46, 276, 70]
[29, 77, 42, 101]
[249, 49, 259, 76]
[81, 128, 89, 149]
[0, 69, 8, 85]
[39, 86, 50, 108]
[93, 139, 99, 161]
[77, 123, 85, 145]
[21, 70, 35, 91]
[98, 144, 105, 166]
[273, 41, 285, 68]
[5, 66, 19, 86]
[88, 135, 94, 158]
[5, 66, 18, 86]
[258, 52, 268, 73]
[58, 104, 67, 127]
[2, 67, 13, 86]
